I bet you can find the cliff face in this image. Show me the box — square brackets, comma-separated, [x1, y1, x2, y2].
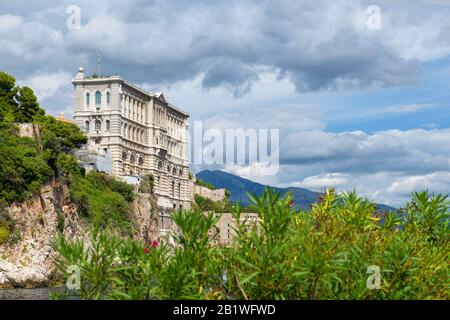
[0, 180, 159, 288]
[0, 180, 83, 288]
[130, 192, 160, 244]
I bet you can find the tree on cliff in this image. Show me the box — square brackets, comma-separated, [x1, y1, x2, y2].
[15, 86, 45, 122]
[0, 71, 45, 123]
[0, 72, 18, 122]
[0, 70, 87, 206]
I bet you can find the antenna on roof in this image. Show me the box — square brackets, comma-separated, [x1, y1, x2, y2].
[97, 53, 101, 76]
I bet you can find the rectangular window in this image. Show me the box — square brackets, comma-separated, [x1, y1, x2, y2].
[95, 91, 101, 109]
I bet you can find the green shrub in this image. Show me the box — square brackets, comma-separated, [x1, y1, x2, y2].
[109, 179, 135, 202]
[8, 229, 21, 245]
[53, 189, 449, 300]
[0, 209, 14, 230]
[195, 178, 215, 190]
[37, 115, 87, 152]
[56, 208, 65, 233]
[193, 194, 233, 213]
[0, 226, 10, 244]
[138, 174, 154, 194]
[37, 213, 45, 226]
[0, 209, 15, 245]
[69, 171, 135, 236]
[56, 153, 80, 178]
[194, 194, 216, 212]
[0, 123, 53, 205]
[70, 192, 90, 217]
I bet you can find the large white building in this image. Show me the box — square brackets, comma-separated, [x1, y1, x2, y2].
[72, 67, 191, 224]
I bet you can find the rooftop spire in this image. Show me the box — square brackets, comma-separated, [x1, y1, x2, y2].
[97, 53, 101, 76]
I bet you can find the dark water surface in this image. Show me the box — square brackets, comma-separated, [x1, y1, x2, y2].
[0, 287, 64, 300]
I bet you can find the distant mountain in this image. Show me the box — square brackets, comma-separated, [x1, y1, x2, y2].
[196, 170, 396, 211]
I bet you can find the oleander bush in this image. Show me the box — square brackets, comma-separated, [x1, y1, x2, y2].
[53, 189, 449, 300]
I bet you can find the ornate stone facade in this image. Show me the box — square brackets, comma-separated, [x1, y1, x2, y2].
[72, 68, 191, 225]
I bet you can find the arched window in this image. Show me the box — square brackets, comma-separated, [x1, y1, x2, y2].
[122, 151, 127, 161]
[86, 92, 90, 106]
[106, 120, 110, 130]
[123, 123, 127, 137]
[178, 182, 181, 198]
[95, 91, 101, 108]
[95, 120, 101, 131]
[138, 157, 144, 166]
[106, 92, 110, 105]
[85, 121, 90, 132]
[130, 153, 136, 165]
[172, 180, 175, 197]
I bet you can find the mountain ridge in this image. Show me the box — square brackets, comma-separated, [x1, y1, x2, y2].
[196, 169, 396, 211]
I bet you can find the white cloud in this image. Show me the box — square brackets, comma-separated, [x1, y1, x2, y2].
[281, 129, 450, 172]
[387, 172, 450, 196]
[210, 127, 450, 207]
[19, 71, 72, 100]
[0, 14, 63, 62]
[289, 173, 351, 191]
[384, 104, 433, 113]
[4, 0, 449, 93]
[1, 1, 449, 207]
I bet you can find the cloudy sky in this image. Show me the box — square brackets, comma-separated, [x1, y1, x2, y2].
[1, 0, 449, 207]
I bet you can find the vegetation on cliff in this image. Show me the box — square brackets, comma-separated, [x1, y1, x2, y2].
[0, 71, 85, 245]
[54, 189, 449, 300]
[0, 71, 87, 207]
[69, 171, 135, 236]
[0, 70, 135, 244]
[193, 194, 231, 213]
[195, 178, 216, 190]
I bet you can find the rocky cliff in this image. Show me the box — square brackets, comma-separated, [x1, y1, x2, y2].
[130, 192, 160, 244]
[0, 179, 159, 288]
